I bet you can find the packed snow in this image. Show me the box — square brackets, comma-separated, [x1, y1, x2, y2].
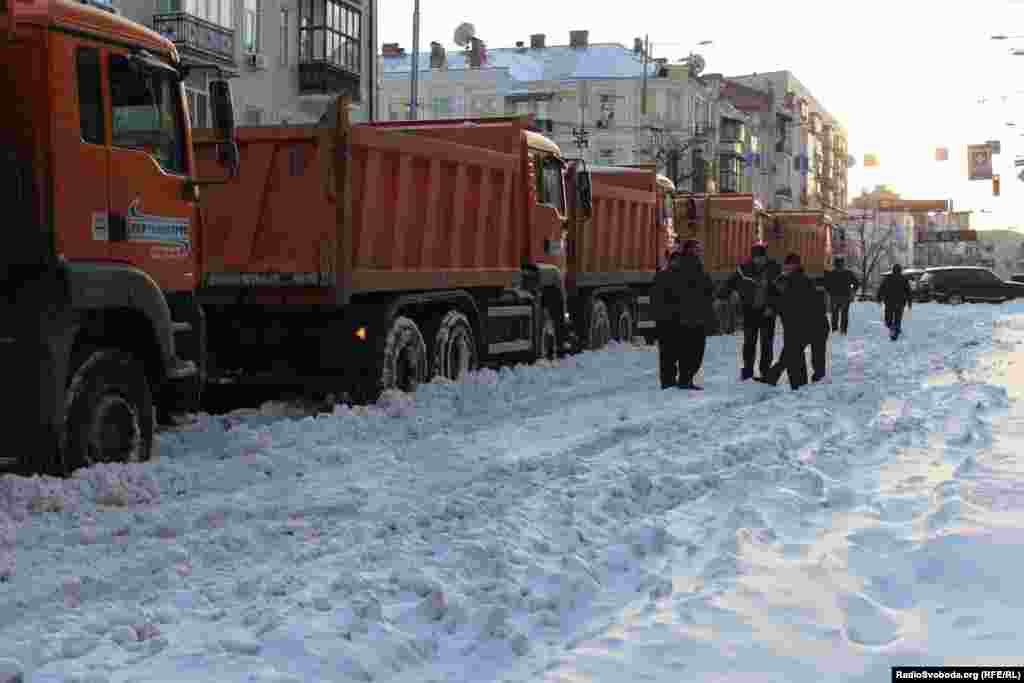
[2, 301, 1024, 682]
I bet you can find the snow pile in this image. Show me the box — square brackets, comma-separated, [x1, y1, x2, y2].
[0, 302, 1021, 682]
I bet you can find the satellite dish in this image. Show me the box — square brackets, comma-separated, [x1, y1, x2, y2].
[688, 54, 706, 76]
[847, 154, 857, 169]
[453, 22, 476, 48]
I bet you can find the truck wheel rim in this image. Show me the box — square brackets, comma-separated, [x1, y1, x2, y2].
[88, 394, 141, 465]
[449, 330, 474, 379]
[542, 318, 556, 360]
[617, 311, 633, 342]
[396, 347, 420, 392]
[590, 305, 611, 349]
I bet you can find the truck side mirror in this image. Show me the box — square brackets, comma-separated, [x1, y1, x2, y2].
[576, 168, 592, 218]
[209, 79, 235, 141]
[208, 79, 238, 176]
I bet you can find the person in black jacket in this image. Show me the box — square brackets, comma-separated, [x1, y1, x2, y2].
[718, 242, 781, 381]
[822, 257, 860, 335]
[877, 263, 913, 340]
[757, 253, 830, 389]
[650, 239, 716, 390]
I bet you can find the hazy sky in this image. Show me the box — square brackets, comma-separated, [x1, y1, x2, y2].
[378, 0, 1024, 230]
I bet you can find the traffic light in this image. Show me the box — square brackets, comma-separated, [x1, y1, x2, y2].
[993, 174, 1001, 197]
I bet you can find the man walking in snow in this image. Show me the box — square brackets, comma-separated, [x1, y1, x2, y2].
[877, 263, 913, 341]
[757, 253, 830, 389]
[823, 257, 860, 335]
[650, 239, 716, 390]
[718, 242, 781, 381]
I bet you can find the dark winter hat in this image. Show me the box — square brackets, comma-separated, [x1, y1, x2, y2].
[834, 257, 845, 266]
[751, 243, 768, 257]
[679, 238, 703, 256]
[892, 263, 902, 274]
[784, 253, 801, 266]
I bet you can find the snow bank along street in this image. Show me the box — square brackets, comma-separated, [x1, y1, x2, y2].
[1, 301, 1023, 682]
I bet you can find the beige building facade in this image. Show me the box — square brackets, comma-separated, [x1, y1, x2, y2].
[117, 0, 377, 126]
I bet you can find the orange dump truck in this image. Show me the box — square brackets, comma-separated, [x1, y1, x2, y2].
[763, 209, 834, 279]
[565, 166, 674, 346]
[194, 107, 672, 402]
[1, 0, 237, 474]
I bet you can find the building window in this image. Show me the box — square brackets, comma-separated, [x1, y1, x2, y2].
[242, 0, 260, 53]
[432, 97, 451, 116]
[186, 88, 209, 128]
[719, 154, 741, 193]
[108, 53, 186, 175]
[280, 7, 289, 65]
[156, 0, 232, 29]
[244, 106, 263, 125]
[76, 47, 104, 145]
[297, 0, 361, 73]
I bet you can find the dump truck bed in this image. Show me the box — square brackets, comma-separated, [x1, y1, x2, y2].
[193, 120, 535, 300]
[673, 193, 760, 277]
[569, 166, 660, 289]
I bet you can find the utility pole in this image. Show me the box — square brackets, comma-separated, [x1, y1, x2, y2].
[409, 0, 420, 119]
[641, 34, 649, 116]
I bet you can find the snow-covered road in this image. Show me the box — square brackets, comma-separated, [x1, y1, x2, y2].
[1, 301, 1022, 682]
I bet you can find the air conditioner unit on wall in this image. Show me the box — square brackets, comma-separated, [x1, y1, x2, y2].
[248, 53, 268, 70]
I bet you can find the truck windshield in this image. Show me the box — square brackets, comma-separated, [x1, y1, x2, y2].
[108, 54, 187, 175]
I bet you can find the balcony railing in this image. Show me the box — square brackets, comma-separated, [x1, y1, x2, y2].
[298, 61, 361, 99]
[153, 12, 235, 65]
[692, 121, 716, 138]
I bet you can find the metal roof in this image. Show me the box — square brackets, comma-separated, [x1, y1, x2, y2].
[381, 43, 659, 84]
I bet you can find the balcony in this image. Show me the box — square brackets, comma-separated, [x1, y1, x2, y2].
[718, 140, 744, 156]
[692, 121, 716, 138]
[776, 186, 793, 199]
[299, 61, 361, 98]
[775, 138, 793, 156]
[153, 13, 235, 66]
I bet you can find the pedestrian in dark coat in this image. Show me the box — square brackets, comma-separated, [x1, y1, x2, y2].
[650, 239, 716, 390]
[877, 263, 913, 340]
[823, 257, 860, 334]
[758, 253, 830, 389]
[718, 242, 781, 380]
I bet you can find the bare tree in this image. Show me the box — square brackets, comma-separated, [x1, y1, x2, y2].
[846, 185, 905, 293]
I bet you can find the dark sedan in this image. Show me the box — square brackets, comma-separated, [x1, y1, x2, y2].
[916, 266, 1024, 304]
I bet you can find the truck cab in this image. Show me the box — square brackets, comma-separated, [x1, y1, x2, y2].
[0, 0, 235, 474]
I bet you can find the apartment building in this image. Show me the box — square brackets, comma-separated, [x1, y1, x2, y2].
[722, 71, 849, 212]
[117, 0, 377, 126]
[380, 31, 761, 196]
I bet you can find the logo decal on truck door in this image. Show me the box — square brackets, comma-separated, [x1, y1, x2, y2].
[125, 198, 191, 249]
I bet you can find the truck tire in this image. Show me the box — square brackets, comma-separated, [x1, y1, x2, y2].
[587, 298, 612, 350]
[431, 310, 477, 381]
[381, 316, 429, 393]
[62, 349, 154, 474]
[612, 300, 634, 343]
[537, 307, 557, 361]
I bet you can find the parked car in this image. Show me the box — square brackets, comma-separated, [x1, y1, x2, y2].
[916, 266, 1024, 304]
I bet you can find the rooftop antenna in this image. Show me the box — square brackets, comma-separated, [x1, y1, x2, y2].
[453, 22, 476, 49]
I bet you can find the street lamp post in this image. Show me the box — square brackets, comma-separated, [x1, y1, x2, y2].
[409, 0, 420, 119]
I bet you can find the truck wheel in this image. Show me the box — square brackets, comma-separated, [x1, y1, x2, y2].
[588, 298, 612, 350]
[381, 316, 428, 393]
[63, 350, 154, 474]
[538, 308, 558, 361]
[948, 294, 964, 305]
[431, 310, 477, 381]
[612, 300, 634, 343]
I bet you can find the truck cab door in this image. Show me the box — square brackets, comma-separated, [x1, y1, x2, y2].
[105, 51, 198, 293]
